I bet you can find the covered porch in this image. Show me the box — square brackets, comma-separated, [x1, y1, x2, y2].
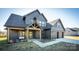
[7, 27, 42, 42]
[25, 27, 41, 40]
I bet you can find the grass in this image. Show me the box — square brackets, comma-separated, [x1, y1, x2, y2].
[0, 41, 78, 51]
[0, 37, 7, 41]
[0, 37, 7, 44]
[0, 37, 78, 51]
[0, 37, 8, 50]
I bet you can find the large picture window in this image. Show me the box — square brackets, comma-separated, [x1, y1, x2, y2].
[41, 22, 46, 27]
[38, 21, 46, 27]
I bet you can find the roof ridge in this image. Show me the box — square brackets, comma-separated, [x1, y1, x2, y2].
[24, 9, 40, 17]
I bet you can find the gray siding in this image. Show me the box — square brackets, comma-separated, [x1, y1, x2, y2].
[45, 30, 51, 39]
[25, 11, 47, 27]
[51, 31, 57, 39]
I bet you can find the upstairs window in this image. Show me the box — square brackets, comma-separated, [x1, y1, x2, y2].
[23, 17, 26, 21]
[33, 17, 37, 23]
[33, 17, 37, 20]
[41, 22, 46, 27]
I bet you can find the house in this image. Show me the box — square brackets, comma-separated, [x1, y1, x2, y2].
[65, 28, 79, 36]
[4, 10, 65, 42]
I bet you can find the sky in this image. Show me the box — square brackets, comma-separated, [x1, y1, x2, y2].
[0, 8, 79, 31]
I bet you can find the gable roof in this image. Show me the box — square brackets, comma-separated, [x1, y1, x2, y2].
[4, 14, 25, 28]
[50, 19, 65, 31]
[50, 19, 59, 25]
[4, 10, 65, 31]
[4, 9, 48, 28]
[24, 9, 47, 21]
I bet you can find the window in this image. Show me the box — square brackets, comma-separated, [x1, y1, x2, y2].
[33, 17, 37, 23]
[38, 21, 46, 27]
[33, 17, 37, 20]
[38, 21, 41, 26]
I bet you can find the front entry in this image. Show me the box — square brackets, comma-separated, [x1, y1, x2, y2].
[28, 30, 40, 39]
[26, 19, 41, 39]
[29, 31, 33, 39]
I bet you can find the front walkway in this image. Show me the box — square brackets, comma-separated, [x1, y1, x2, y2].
[32, 38, 79, 48]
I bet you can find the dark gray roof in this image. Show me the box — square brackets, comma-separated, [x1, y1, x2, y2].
[24, 9, 40, 17]
[4, 9, 47, 28]
[46, 23, 52, 29]
[4, 14, 25, 28]
[4, 10, 65, 31]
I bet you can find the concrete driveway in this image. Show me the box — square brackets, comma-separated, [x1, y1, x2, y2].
[32, 38, 79, 48]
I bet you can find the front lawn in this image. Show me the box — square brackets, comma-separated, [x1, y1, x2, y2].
[0, 37, 7, 44]
[0, 37, 78, 51]
[0, 41, 78, 51]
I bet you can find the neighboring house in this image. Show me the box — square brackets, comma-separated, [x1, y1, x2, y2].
[64, 28, 79, 36]
[4, 10, 65, 42]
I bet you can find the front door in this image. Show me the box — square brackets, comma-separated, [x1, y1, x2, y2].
[57, 32, 59, 38]
[62, 32, 64, 38]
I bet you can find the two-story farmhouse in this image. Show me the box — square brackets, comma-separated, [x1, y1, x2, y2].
[4, 10, 65, 42]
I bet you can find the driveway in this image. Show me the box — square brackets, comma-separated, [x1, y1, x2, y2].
[32, 38, 79, 48]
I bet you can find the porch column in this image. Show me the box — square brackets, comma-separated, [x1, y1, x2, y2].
[26, 28, 29, 41]
[40, 30, 41, 41]
[7, 28, 9, 42]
